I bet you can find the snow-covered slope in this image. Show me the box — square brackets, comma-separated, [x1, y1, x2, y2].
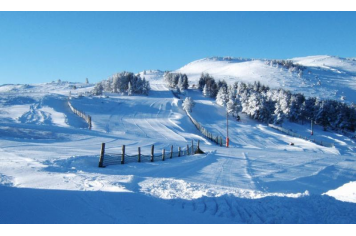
[175, 55, 356, 103]
[1, 55, 356, 223]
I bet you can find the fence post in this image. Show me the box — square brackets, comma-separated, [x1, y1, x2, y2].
[178, 147, 181, 157]
[138, 147, 141, 162]
[151, 145, 154, 162]
[88, 116, 92, 129]
[162, 149, 165, 161]
[170, 145, 173, 159]
[121, 145, 125, 164]
[191, 140, 194, 154]
[187, 144, 189, 155]
[98, 143, 105, 167]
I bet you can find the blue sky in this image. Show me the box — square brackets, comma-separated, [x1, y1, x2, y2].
[0, 12, 355, 84]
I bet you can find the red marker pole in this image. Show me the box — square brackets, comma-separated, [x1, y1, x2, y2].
[226, 112, 229, 148]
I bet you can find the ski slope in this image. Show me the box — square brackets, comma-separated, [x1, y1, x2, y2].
[1, 57, 356, 223]
[175, 55, 356, 103]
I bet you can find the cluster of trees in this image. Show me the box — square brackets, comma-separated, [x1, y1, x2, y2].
[265, 59, 305, 78]
[198, 73, 229, 98]
[164, 72, 189, 92]
[92, 72, 150, 96]
[198, 71, 356, 132]
[265, 59, 305, 72]
[212, 80, 356, 132]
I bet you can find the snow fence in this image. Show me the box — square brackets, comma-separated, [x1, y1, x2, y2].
[67, 100, 92, 129]
[268, 124, 334, 148]
[99, 141, 203, 167]
[185, 110, 226, 147]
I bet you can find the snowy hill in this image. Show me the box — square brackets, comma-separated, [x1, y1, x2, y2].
[175, 55, 356, 103]
[1, 56, 356, 223]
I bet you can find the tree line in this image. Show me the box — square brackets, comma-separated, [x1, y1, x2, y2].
[199, 73, 356, 132]
[92, 71, 150, 96]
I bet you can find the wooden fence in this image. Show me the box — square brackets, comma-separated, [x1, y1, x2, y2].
[268, 124, 334, 148]
[185, 110, 226, 147]
[67, 100, 92, 129]
[98, 140, 203, 167]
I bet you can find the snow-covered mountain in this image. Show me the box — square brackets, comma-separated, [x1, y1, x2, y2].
[175, 55, 356, 103]
[1, 55, 356, 223]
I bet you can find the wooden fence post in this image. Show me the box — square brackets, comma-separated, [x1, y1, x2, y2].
[98, 143, 105, 167]
[191, 140, 194, 154]
[187, 144, 189, 155]
[138, 147, 141, 162]
[162, 149, 165, 161]
[88, 116, 92, 129]
[178, 147, 181, 157]
[151, 145, 154, 162]
[170, 145, 173, 159]
[121, 145, 125, 164]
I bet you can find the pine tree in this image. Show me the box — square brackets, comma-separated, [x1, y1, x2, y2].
[142, 78, 150, 96]
[182, 97, 195, 113]
[203, 84, 210, 97]
[92, 83, 104, 96]
[226, 99, 236, 117]
[127, 81, 133, 96]
[216, 87, 228, 107]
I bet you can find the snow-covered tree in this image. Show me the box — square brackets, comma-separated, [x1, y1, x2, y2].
[203, 84, 210, 97]
[164, 73, 189, 90]
[199, 73, 218, 98]
[85, 78, 89, 84]
[142, 77, 150, 96]
[92, 83, 104, 96]
[216, 87, 228, 107]
[182, 97, 195, 113]
[127, 81, 133, 96]
[226, 99, 238, 117]
[97, 71, 150, 96]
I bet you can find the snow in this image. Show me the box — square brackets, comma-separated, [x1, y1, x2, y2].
[325, 181, 356, 203]
[176, 55, 356, 103]
[1, 56, 356, 223]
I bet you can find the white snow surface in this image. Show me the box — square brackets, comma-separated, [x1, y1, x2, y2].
[325, 181, 356, 203]
[1, 56, 356, 223]
[175, 55, 356, 103]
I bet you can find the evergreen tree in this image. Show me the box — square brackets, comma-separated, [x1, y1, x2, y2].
[92, 83, 104, 96]
[226, 99, 237, 117]
[216, 87, 228, 107]
[203, 84, 210, 97]
[182, 97, 195, 113]
[127, 81, 133, 96]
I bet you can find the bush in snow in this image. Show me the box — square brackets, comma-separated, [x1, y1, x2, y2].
[182, 97, 195, 113]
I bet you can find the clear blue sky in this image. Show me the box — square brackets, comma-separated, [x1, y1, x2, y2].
[0, 12, 355, 84]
